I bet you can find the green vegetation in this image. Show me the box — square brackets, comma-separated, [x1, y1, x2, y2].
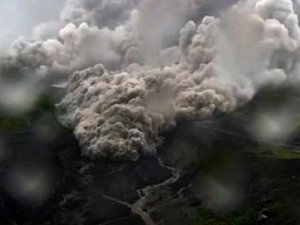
[0, 94, 55, 129]
[268, 148, 300, 160]
[248, 146, 300, 160]
[266, 201, 283, 215]
[190, 208, 258, 225]
[28, 94, 55, 118]
[0, 116, 31, 129]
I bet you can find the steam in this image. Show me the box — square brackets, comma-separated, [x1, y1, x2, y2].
[2, 0, 300, 160]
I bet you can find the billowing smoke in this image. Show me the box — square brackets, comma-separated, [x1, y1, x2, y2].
[2, 0, 300, 160]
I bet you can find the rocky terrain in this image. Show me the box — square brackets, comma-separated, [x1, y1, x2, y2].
[0, 88, 299, 225]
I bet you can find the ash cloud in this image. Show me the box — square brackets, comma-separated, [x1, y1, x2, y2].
[2, 0, 300, 160]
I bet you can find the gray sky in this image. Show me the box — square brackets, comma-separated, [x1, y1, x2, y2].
[0, 0, 63, 49]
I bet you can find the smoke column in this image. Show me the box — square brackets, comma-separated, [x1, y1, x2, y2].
[1, 0, 300, 160]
